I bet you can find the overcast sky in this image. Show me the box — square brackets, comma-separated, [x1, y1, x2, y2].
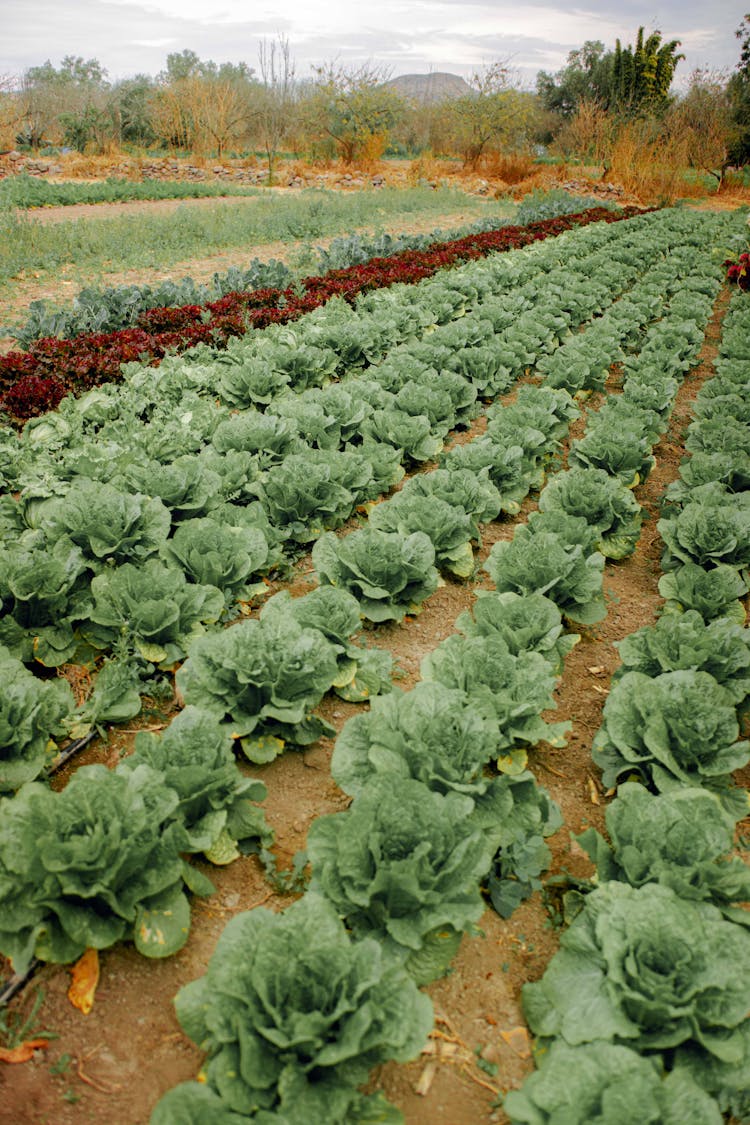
[3, 0, 748, 88]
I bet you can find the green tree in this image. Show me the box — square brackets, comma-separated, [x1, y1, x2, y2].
[449, 63, 537, 168]
[611, 28, 684, 115]
[306, 62, 404, 164]
[19, 56, 110, 150]
[727, 12, 750, 163]
[536, 41, 614, 119]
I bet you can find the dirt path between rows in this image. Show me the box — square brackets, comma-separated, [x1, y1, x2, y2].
[1, 287, 740, 1125]
[0, 203, 493, 351]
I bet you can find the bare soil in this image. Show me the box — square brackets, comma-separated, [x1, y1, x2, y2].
[1, 273, 744, 1124]
[0, 202, 492, 354]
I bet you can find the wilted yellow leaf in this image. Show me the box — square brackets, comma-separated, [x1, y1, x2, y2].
[68, 948, 100, 1015]
[500, 1026, 531, 1058]
[0, 1039, 50, 1064]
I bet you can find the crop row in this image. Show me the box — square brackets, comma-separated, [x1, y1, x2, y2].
[505, 282, 750, 1123]
[0, 206, 641, 421]
[5, 191, 599, 348]
[0, 209, 713, 739]
[143, 209, 739, 1122]
[0, 209, 744, 1122]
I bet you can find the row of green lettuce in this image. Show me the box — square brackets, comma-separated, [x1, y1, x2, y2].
[0, 206, 701, 794]
[4, 190, 604, 347]
[504, 292, 750, 1122]
[0, 210, 688, 996]
[144, 216, 737, 1122]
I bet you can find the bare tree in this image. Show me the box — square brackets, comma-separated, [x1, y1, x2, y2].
[255, 34, 297, 182]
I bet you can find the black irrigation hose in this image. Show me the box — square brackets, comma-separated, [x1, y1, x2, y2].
[49, 730, 97, 774]
[0, 959, 40, 1006]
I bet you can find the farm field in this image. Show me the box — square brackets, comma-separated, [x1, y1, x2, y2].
[0, 190, 748, 1125]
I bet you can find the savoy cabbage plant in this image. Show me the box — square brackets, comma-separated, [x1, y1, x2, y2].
[176, 614, 339, 762]
[119, 706, 272, 865]
[658, 562, 749, 625]
[307, 775, 493, 984]
[420, 633, 570, 772]
[455, 590, 579, 675]
[84, 559, 225, 669]
[521, 882, 750, 1090]
[613, 610, 750, 704]
[484, 526, 606, 625]
[504, 1040, 723, 1125]
[160, 516, 271, 604]
[368, 491, 476, 578]
[539, 467, 643, 560]
[159, 893, 432, 1125]
[0, 533, 92, 666]
[259, 587, 392, 703]
[312, 528, 440, 623]
[0, 644, 75, 791]
[0, 764, 198, 972]
[578, 783, 750, 924]
[592, 669, 750, 811]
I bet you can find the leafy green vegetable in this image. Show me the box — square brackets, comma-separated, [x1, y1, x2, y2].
[120, 706, 272, 864]
[613, 611, 750, 703]
[161, 516, 271, 603]
[592, 670, 749, 810]
[522, 882, 750, 1065]
[313, 528, 439, 623]
[484, 526, 606, 625]
[658, 562, 749, 624]
[25, 478, 171, 566]
[259, 587, 392, 701]
[659, 499, 750, 572]
[176, 615, 339, 762]
[578, 783, 750, 923]
[84, 559, 224, 669]
[168, 893, 432, 1124]
[116, 455, 222, 522]
[455, 591, 579, 675]
[398, 467, 501, 537]
[420, 634, 569, 772]
[0, 644, 75, 790]
[0, 534, 91, 666]
[504, 1041, 723, 1125]
[539, 467, 642, 559]
[369, 492, 476, 578]
[331, 681, 500, 798]
[569, 421, 654, 487]
[308, 775, 492, 982]
[0, 764, 195, 972]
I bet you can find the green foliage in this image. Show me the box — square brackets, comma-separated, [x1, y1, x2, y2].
[175, 615, 339, 762]
[522, 882, 750, 1073]
[308, 775, 492, 980]
[592, 670, 749, 807]
[658, 562, 749, 625]
[456, 590, 579, 675]
[120, 706, 272, 864]
[578, 783, 750, 922]
[312, 528, 440, 623]
[613, 610, 750, 703]
[483, 522, 606, 625]
[0, 644, 75, 790]
[420, 634, 569, 769]
[539, 467, 642, 559]
[85, 559, 224, 668]
[0, 174, 261, 211]
[164, 893, 432, 1123]
[505, 1041, 723, 1125]
[0, 764, 195, 972]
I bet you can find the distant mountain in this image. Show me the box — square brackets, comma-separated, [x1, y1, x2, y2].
[385, 72, 472, 103]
